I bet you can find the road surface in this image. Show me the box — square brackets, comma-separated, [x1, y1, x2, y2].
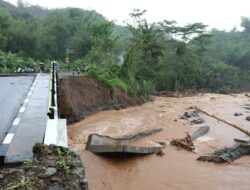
[0, 76, 34, 143]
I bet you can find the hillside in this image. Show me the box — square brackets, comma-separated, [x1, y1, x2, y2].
[0, 0, 249, 93]
[0, 0, 48, 19]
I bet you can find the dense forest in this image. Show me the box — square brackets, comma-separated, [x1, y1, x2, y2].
[0, 0, 249, 96]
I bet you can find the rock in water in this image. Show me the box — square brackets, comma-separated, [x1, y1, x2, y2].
[191, 118, 205, 124]
[180, 112, 189, 119]
[246, 116, 250, 121]
[234, 112, 243, 116]
[180, 110, 200, 120]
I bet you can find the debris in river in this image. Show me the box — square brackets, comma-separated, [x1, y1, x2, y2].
[246, 116, 250, 121]
[191, 126, 210, 141]
[197, 144, 250, 163]
[171, 126, 210, 151]
[156, 150, 165, 156]
[171, 134, 195, 151]
[180, 110, 199, 119]
[191, 118, 205, 124]
[194, 106, 250, 137]
[234, 136, 250, 143]
[242, 106, 250, 110]
[85, 128, 163, 154]
[181, 112, 191, 119]
[159, 91, 183, 97]
[180, 109, 206, 125]
[155, 141, 168, 148]
[234, 112, 243, 116]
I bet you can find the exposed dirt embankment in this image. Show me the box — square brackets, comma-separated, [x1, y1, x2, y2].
[59, 76, 142, 124]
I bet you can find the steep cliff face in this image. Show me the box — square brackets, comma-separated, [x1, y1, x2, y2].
[59, 76, 142, 124]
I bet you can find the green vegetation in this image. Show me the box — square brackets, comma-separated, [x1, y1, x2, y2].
[0, 51, 36, 73]
[0, 143, 87, 190]
[0, 0, 249, 96]
[56, 159, 70, 174]
[5, 176, 35, 190]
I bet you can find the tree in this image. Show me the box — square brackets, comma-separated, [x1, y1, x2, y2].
[89, 20, 118, 65]
[241, 17, 250, 33]
[123, 9, 165, 82]
[6, 13, 40, 58]
[158, 22, 210, 91]
[0, 8, 12, 49]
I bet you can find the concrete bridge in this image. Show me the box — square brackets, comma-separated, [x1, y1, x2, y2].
[0, 63, 67, 163]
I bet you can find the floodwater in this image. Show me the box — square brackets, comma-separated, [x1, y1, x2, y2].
[68, 93, 250, 190]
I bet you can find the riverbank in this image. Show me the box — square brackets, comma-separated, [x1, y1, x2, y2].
[68, 93, 250, 190]
[59, 76, 143, 124]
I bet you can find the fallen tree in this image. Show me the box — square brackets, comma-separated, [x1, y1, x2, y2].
[194, 106, 250, 137]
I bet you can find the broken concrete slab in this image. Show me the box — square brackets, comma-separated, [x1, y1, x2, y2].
[85, 128, 163, 154]
[235, 136, 250, 143]
[116, 128, 162, 143]
[191, 126, 210, 141]
[197, 144, 250, 163]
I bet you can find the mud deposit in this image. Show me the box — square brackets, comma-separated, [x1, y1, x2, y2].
[69, 93, 250, 190]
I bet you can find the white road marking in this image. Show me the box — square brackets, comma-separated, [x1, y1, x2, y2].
[19, 106, 25, 113]
[3, 133, 14, 144]
[12, 118, 21, 126]
[24, 98, 29, 103]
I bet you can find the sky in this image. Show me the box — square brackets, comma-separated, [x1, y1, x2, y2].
[5, 0, 250, 31]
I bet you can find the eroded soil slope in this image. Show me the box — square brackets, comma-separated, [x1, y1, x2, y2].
[59, 76, 142, 124]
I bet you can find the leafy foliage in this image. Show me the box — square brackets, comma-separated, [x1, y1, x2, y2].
[85, 64, 128, 93]
[0, 1, 249, 95]
[0, 51, 36, 73]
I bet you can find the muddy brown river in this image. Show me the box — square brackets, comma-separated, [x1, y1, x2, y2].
[68, 93, 250, 190]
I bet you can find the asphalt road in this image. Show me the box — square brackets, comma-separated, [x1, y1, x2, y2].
[0, 76, 34, 143]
